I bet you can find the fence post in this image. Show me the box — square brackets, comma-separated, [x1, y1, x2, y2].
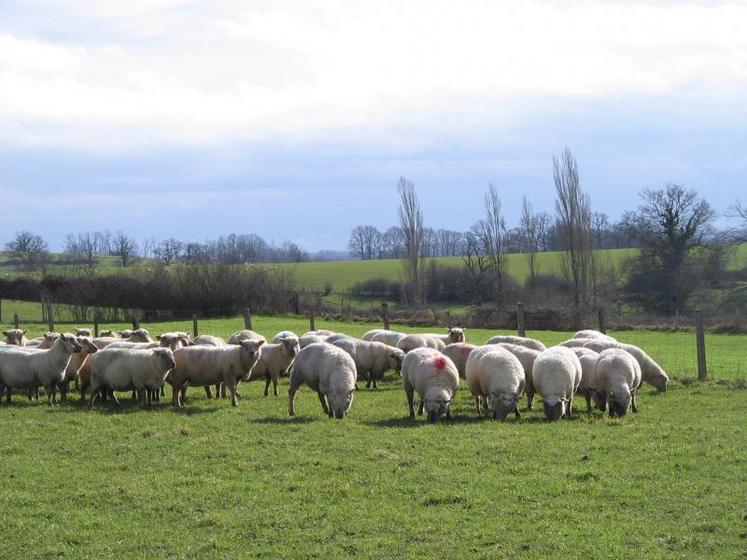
[46, 302, 55, 333]
[381, 302, 390, 330]
[0, 298, 2, 323]
[309, 312, 315, 332]
[13, 313, 19, 329]
[445, 311, 452, 329]
[93, 310, 100, 338]
[131, 311, 140, 330]
[598, 307, 607, 334]
[516, 302, 525, 337]
[242, 308, 253, 330]
[696, 310, 707, 381]
[192, 313, 199, 338]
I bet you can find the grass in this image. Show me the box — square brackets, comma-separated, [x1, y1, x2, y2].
[0, 353, 744, 558]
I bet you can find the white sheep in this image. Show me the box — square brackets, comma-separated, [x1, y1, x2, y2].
[573, 329, 616, 341]
[74, 328, 92, 337]
[362, 329, 407, 348]
[60, 337, 99, 401]
[192, 335, 226, 346]
[169, 340, 264, 407]
[272, 330, 298, 343]
[531, 346, 582, 421]
[582, 340, 668, 392]
[0, 333, 83, 405]
[248, 336, 300, 397]
[397, 334, 446, 353]
[288, 343, 357, 419]
[302, 329, 336, 337]
[559, 338, 596, 348]
[420, 327, 466, 345]
[594, 348, 642, 417]
[331, 338, 405, 389]
[299, 334, 328, 348]
[465, 345, 525, 420]
[3, 329, 27, 346]
[485, 335, 547, 351]
[571, 347, 600, 412]
[228, 329, 267, 345]
[582, 339, 620, 353]
[89, 347, 176, 408]
[494, 343, 541, 410]
[401, 347, 459, 422]
[125, 328, 153, 343]
[157, 331, 191, 346]
[98, 329, 121, 338]
[441, 343, 477, 379]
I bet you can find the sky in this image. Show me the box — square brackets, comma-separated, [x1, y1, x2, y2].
[1, 0, 746, 252]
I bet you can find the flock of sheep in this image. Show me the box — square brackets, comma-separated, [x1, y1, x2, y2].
[0, 324, 668, 422]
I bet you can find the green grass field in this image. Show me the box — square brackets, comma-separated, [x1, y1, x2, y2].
[0, 314, 745, 558]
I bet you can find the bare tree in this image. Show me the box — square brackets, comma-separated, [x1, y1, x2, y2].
[463, 227, 490, 303]
[65, 231, 111, 272]
[474, 183, 508, 302]
[111, 231, 138, 267]
[154, 238, 184, 265]
[535, 212, 551, 252]
[553, 147, 594, 315]
[5, 231, 48, 272]
[592, 212, 609, 248]
[727, 199, 747, 242]
[520, 196, 540, 286]
[141, 237, 157, 259]
[397, 176, 425, 306]
[383, 226, 404, 258]
[348, 226, 367, 260]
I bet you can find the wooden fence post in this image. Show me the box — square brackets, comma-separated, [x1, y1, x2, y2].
[598, 307, 607, 334]
[46, 302, 54, 333]
[242, 308, 253, 330]
[131, 311, 140, 330]
[93, 310, 100, 338]
[13, 313, 19, 329]
[381, 302, 390, 330]
[696, 310, 707, 381]
[445, 311, 452, 329]
[517, 302, 525, 337]
[192, 313, 199, 338]
[309, 312, 316, 332]
[0, 298, 3, 323]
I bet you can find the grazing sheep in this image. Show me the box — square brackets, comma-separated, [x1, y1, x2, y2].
[363, 329, 407, 348]
[559, 338, 596, 348]
[60, 337, 98, 401]
[3, 329, 27, 346]
[228, 329, 267, 345]
[74, 328, 92, 337]
[573, 329, 616, 341]
[248, 336, 300, 397]
[299, 334, 328, 348]
[98, 330, 121, 338]
[192, 335, 226, 346]
[582, 339, 620, 353]
[302, 329, 336, 337]
[89, 347, 176, 408]
[325, 333, 353, 344]
[0, 334, 83, 405]
[531, 346, 582, 421]
[401, 347, 459, 423]
[169, 340, 264, 407]
[288, 343, 356, 419]
[397, 334, 446, 353]
[485, 335, 547, 352]
[272, 331, 298, 343]
[465, 345, 525, 420]
[594, 348, 642, 417]
[331, 338, 405, 389]
[582, 340, 668, 392]
[421, 327, 466, 345]
[571, 347, 601, 412]
[441, 343, 477, 379]
[495, 343, 541, 410]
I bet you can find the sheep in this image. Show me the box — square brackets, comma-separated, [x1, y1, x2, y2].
[228, 329, 267, 345]
[60, 337, 99, 401]
[36, 332, 61, 349]
[157, 331, 191, 346]
[582, 339, 620, 353]
[168, 340, 264, 407]
[571, 347, 601, 412]
[3, 329, 27, 346]
[89, 347, 176, 408]
[325, 333, 353, 345]
[74, 328, 92, 337]
[120, 329, 134, 339]
[363, 329, 407, 348]
[299, 334, 328, 348]
[582, 340, 669, 392]
[494, 343, 541, 410]
[485, 335, 547, 351]
[401, 347, 459, 423]
[465, 345, 525, 420]
[0, 333, 83, 405]
[302, 329, 336, 337]
[531, 346, 582, 421]
[126, 328, 153, 343]
[98, 329, 121, 338]
[272, 330, 298, 343]
[441, 343, 477, 379]
[594, 348, 642, 417]
[248, 336, 300, 397]
[397, 334, 446, 353]
[421, 327, 466, 345]
[559, 338, 596, 348]
[105, 334, 186, 352]
[573, 329, 616, 341]
[192, 335, 226, 346]
[331, 338, 405, 389]
[288, 343, 356, 419]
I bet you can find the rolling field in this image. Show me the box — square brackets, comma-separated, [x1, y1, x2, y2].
[0, 315, 745, 558]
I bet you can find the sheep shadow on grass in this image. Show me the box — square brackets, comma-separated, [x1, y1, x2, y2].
[252, 415, 318, 425]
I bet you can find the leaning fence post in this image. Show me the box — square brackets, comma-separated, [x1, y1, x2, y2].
[242, 308, 253, 330]
[696, 310, 707, 381]
[381, 302, 390, 330]
[598, 307, 607, 334]
[517, 302, 525, 337]
[46, 302, 55, 333]
[93, 310, 100, 338]
[192, 313, 199, 338]
[13, 313, 19, 329]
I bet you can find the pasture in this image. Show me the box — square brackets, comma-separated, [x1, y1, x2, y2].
[0, 315, 745, 558]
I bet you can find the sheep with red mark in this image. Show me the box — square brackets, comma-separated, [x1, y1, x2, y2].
[401, 348, 459, 423]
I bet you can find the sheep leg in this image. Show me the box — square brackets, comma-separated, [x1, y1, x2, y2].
[288, 386, 298, 416]
[365, 373, 372, 390]
[204, 385, 213, 399]
[80, 383, 87, 401]
[59, 382, 68, 403]
[228, 381, 239, 406]
[264, 374, 271, 398]
[317, 391, 329, 415]
[89, 388, 97, 409]
[585, 390, 593, 413]
[371, 372, 378, 390]
[474, 396, 482, 415]
[45, 384, 56, 407]
[74, 378, 79, 391]
[417, 400, 424, 416]
[130, 390, 137, 401]
[405, 385, 415, 418]
[172, 385, 180, 407]
[514, 404, 522, 419]
[180, 386, 187, 407]
[565, 399, 574, 420]
[326, 394, 333, 418]
[4, 386, 11, 404]
[110, 391, 120, 406]
[631, 392, 638, 413]
[160, 386, 165, 398]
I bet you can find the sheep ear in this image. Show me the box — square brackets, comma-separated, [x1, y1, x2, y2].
[257, 340, 265, 347]
[156, 335, 162, 340]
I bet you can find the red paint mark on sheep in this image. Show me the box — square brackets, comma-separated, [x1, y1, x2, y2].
[432, 357, 447, 370]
